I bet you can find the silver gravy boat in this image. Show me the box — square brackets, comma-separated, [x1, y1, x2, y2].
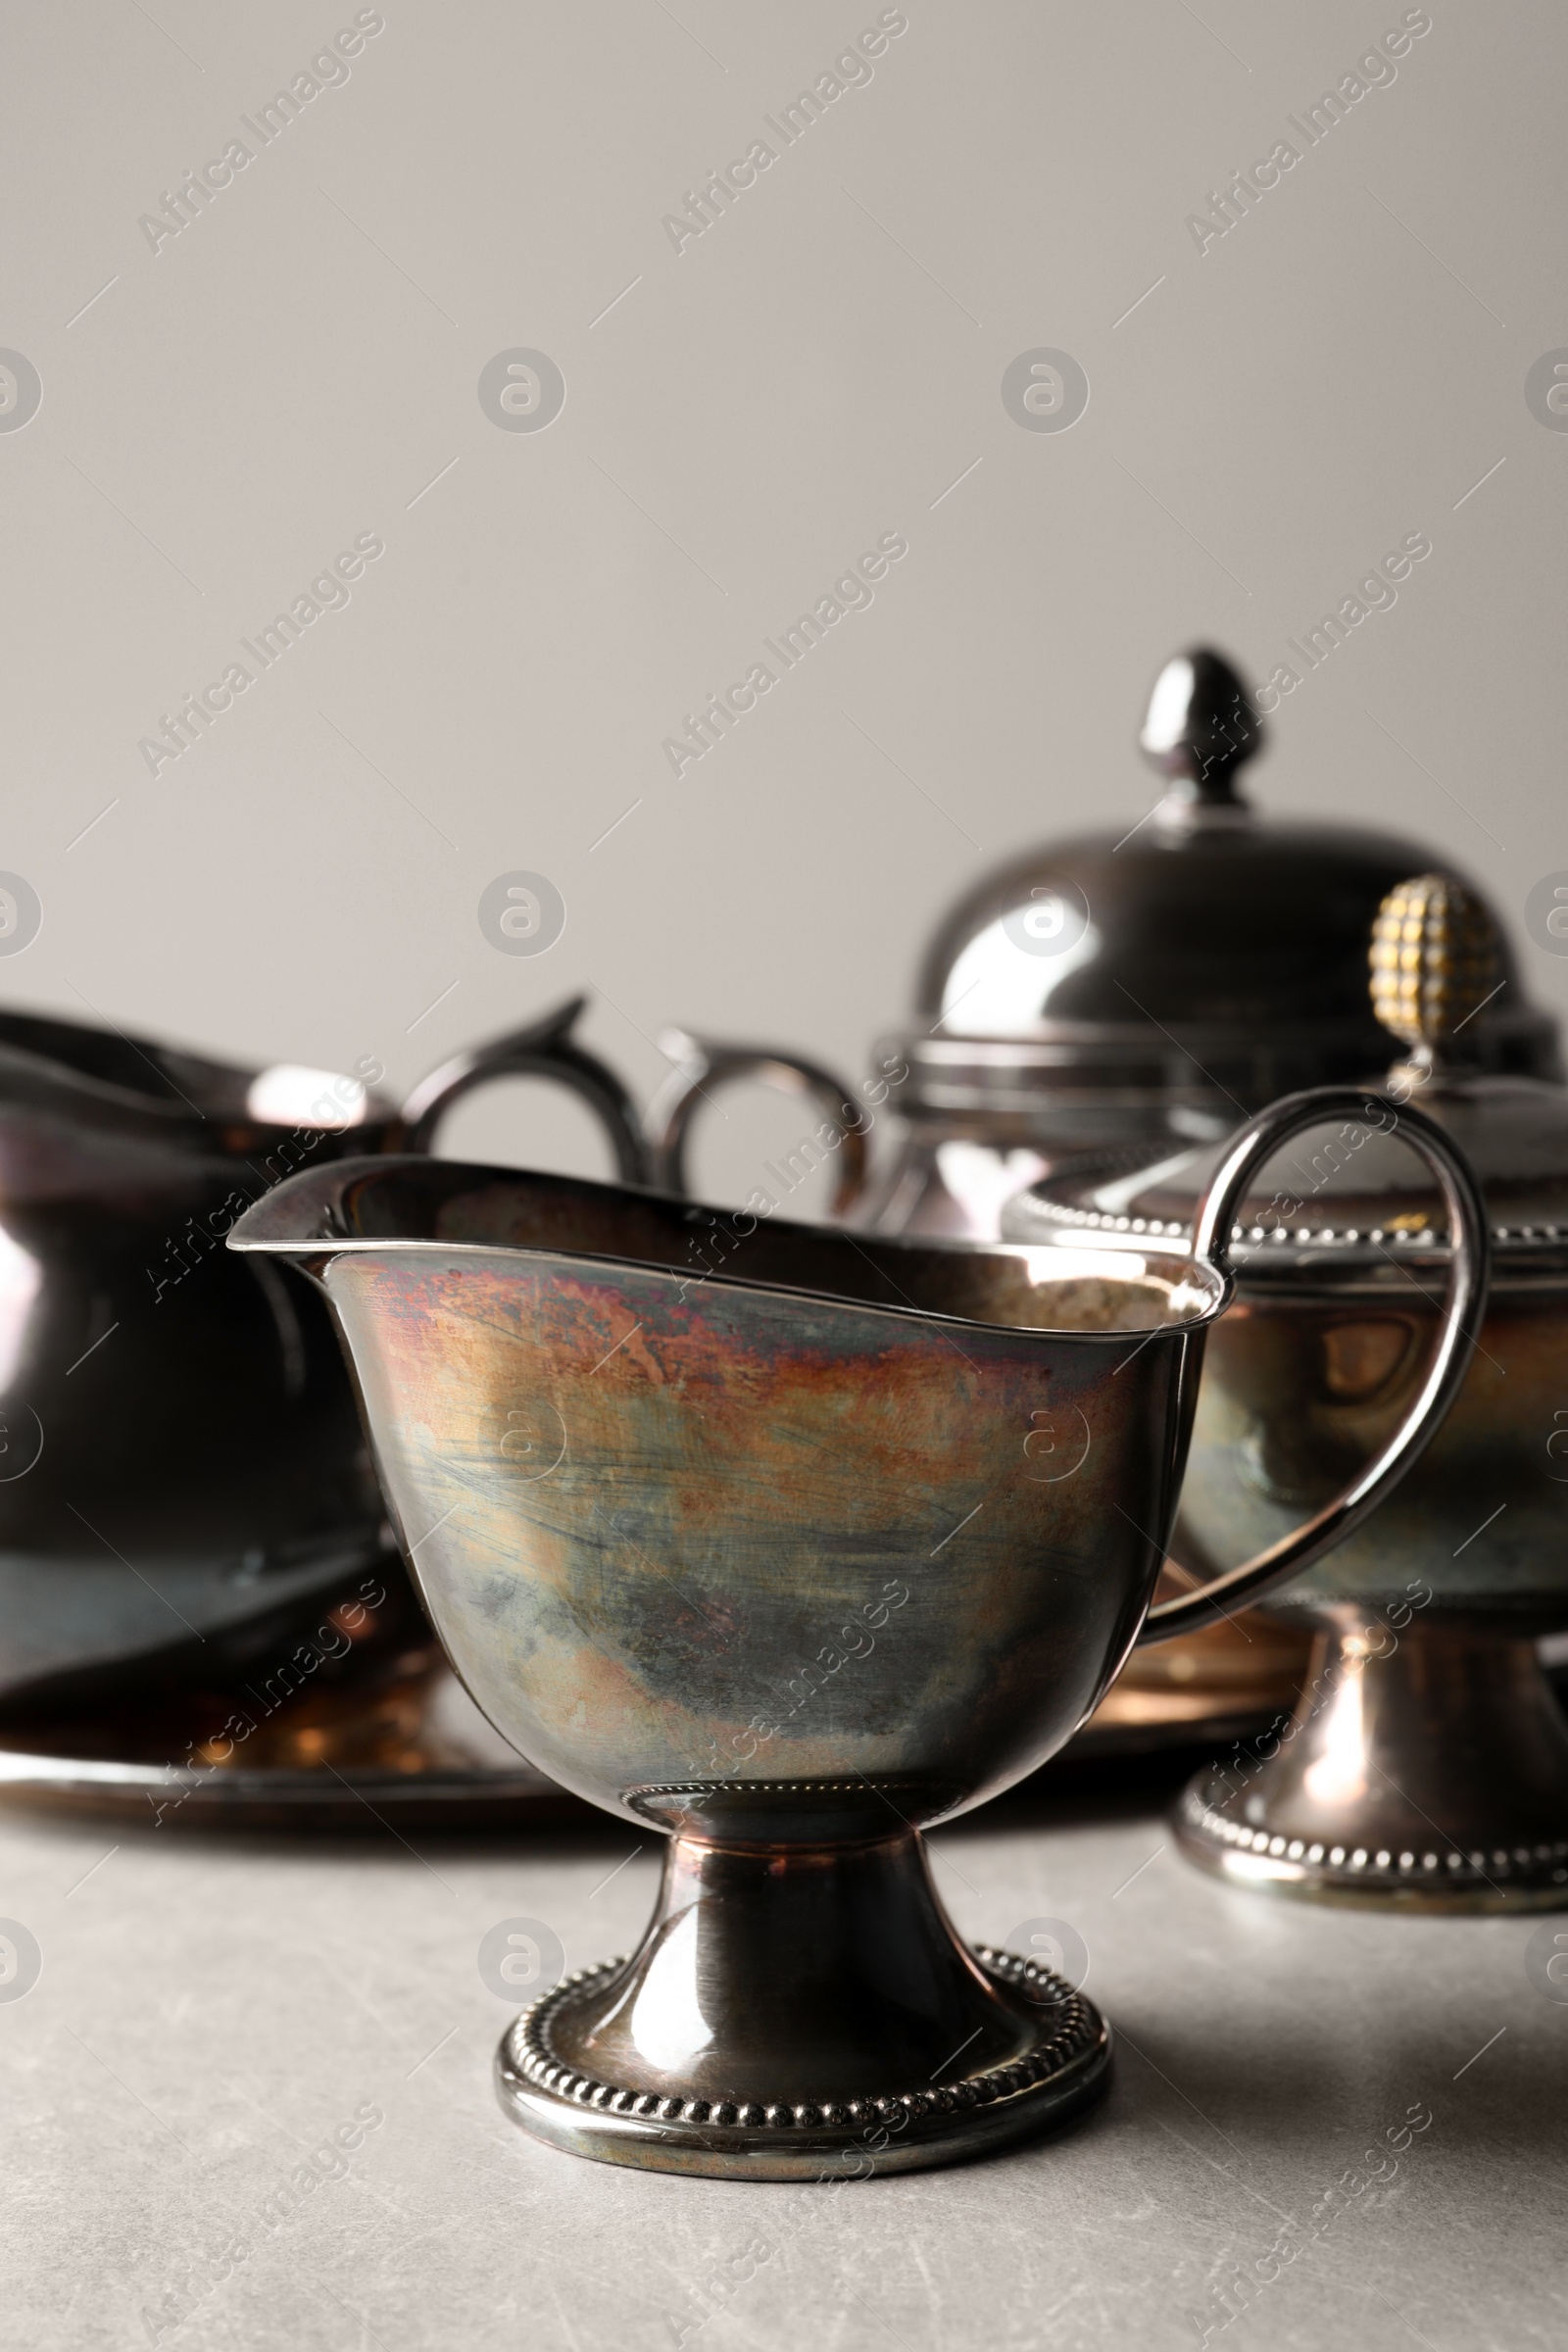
[230, 1086, 1484, 2178]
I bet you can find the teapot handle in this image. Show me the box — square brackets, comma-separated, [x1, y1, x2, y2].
[397, 995, 651, 1184]
[1136, 1084, 1490, 1644]
[645, 1031, 871, 1218]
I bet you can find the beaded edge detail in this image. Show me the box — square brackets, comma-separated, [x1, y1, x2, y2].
[630, 1781, 921, 1797]
[504, 1948, 1101, 2132]
[1016, 1198, 1560, 1252]
[1182, 1786, 1568, 1885]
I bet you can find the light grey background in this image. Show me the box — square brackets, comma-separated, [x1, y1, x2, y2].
[3, 0, 1564, 1205]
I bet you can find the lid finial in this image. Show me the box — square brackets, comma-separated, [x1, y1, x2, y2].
[1139, 646, 1263, 808]
[1369, 873, 1498, 1090]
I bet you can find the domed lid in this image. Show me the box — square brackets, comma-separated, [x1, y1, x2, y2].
[894, 649, 1556, 1139]
[1003, 876, 1568, 1279]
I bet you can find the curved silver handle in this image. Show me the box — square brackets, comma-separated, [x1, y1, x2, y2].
[1136, 1084, 1489, 1645]
[645, 1031, 870, 1218]
[398, 995, 651, 1184]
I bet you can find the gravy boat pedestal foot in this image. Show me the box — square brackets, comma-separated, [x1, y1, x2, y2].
[499, 1806, 1106, 2179]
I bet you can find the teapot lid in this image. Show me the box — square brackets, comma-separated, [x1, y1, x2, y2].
[1002, 875, 1568, 1278]
[891, 649, 1556, 1137]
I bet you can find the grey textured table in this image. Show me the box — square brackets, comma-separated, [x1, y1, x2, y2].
[1, 1788, 1560, 2351]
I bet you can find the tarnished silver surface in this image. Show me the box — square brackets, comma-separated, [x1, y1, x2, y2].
[1176, 1610, 1568, 1912]
[497, 1935, 1110, 2180]
[0, 993, 645, 1706]
[1011, 878, 1568, 1906]
[229, 1085, 1484, 2175]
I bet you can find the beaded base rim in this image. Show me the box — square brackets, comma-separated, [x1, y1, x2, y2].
[494, 1946, 1111, 2175]
[1179, 1779, 1568, 1908]
[627, 1778, 937, 1802]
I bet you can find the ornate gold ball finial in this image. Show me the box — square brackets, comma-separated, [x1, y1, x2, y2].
[1369, 873, 1498, 1076]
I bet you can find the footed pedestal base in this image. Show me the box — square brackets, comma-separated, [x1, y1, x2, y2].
[494, 1826, 1110, 2178]
[1177, 1611, 1568, 1911]
[498, 1948, 1108, 2179]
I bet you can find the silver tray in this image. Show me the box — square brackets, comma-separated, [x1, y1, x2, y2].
[0, 1625, 1316, 1831]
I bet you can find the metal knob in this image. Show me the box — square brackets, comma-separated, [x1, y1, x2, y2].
[1139, 645, 1263, 808]
[1369, 872, 1498, 1085]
